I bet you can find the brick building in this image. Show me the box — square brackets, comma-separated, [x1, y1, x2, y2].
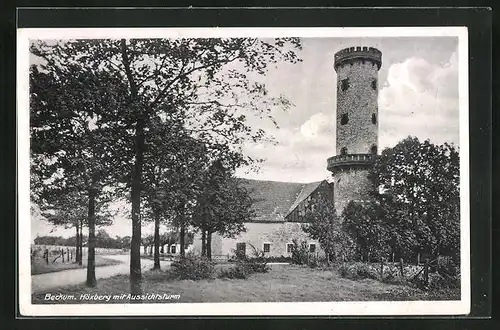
[192, 46, 382, 258]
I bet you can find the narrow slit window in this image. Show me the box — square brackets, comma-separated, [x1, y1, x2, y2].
[371, 145, 378, 154]
[341, 78, 350, 91]
[309, 243, 317, 253]
[372, 79, 377, 90]
[341, 113, 349, 125]
[340, 147, 347, 155]
[371, 113, 377, 124]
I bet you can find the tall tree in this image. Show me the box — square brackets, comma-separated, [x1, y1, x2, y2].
[342, 137, 460, 261]
[35, 189, 87, 264]
[342, 200, 392, 261]
[31, 37, 303, 293]
[29, 60, 129, 286]
[193, 159, 254, 259]
[369, 137, 460, 260]
[302, 196, 357, 265]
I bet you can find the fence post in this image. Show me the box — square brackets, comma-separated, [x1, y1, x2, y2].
[399, 258, 404, 277]
[44, 249, 49, 264]
[417, 253, 420, 265]
[392, 253, 395, 263]
[60, 248, 64, 263]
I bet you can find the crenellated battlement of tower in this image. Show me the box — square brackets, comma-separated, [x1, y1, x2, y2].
[334, 46, 382, 71]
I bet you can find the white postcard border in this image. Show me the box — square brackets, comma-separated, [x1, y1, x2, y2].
[17, 26, 470, 316]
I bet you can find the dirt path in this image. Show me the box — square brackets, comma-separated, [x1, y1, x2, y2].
[31, 255, 169, 293]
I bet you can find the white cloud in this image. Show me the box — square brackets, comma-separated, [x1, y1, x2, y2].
[236, 112, 335, 183]
[378, 51, 459, 150]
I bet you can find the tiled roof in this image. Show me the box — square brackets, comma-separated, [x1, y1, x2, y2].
[285, 181, 324, 217]
[237, 178, 325, 223]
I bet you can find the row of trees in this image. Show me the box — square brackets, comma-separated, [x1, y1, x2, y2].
[30, 37, 303, 292]
[304, 137, 460, 264]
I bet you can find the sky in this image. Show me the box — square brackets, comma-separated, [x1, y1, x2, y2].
[234, 36, 460, 183]
[30, 36, 461, 240]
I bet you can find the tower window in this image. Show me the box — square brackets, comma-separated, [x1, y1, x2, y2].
[370, 145, 378, 154]
[340, 147, 347, 155]
[340, 113, 349, 125]
[371, 113, 377, 124]
[341, 78, 350, 91]
[372, 79, 377, 90]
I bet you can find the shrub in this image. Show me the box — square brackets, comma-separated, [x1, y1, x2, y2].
[308, 257, 319, 268]
[338, 262, 379, 280]
[220, 245, 270, 279]
[218, 259, 270, 280]
[291, 239, 309, 265]
[246, 255, 291, 263]
[436, 256, 460, 277]
[170, 253, 216, 280]
[219, 263, 249, 279]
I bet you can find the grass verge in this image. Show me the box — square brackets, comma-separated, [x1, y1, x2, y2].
[32, 264, 459, 304]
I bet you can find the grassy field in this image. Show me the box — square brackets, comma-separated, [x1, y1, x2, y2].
[32, 264, 459, 304]
[32, 255, 123, 275]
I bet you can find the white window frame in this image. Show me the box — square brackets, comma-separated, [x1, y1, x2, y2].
[309, 243, 317, 253]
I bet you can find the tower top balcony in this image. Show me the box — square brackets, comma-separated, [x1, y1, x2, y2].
[327, 153, 376, 173]
[334, 46, 382, 71]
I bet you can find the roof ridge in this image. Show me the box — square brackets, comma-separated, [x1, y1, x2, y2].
[287, 183, 307, 215]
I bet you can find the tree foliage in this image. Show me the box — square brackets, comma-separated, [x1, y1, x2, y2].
[302, 196, 356, 264]
[192, 159, 255, 258]
[30, 59, 128, 286]
[343, 137, 460, 261]
[30, 37, 303, 291]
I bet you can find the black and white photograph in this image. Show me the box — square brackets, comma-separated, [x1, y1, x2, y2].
[17, 26, 469, 316]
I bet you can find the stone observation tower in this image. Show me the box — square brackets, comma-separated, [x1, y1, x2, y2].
[327, 46, 382, 213]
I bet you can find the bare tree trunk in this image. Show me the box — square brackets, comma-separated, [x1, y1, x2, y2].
[201, 229, 206, 257]
[122, 38, 143, 297]
[206, 229, 212, 260]
[86, 188, 97, 287]
[78, 220, 83, 265]
[154, 210, 161, 270]
[180, 220, 186, 258]
[75, 224, 80, 263]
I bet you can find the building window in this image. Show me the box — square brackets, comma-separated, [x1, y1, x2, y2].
[340, 113, 349, 125]
[309, 243, 317, 253]
[263, 243, 271, 253]
[236, 243, 246, 253]
[371, 145, 378, 154]
[372, 79, 377, 90]
[372, 113, 377, 124]
[170, 245, 176, 254]
[340, 147, 347, 155]
[341, 78, 350, 91]
[286, 243, 294, 253]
